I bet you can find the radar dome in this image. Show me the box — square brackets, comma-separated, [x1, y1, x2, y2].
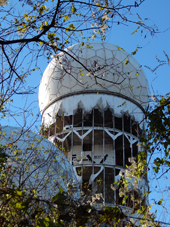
[0, 126, 79, 199]
[39, 42, 150, 126]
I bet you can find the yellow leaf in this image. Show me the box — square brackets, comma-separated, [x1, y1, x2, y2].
[123, 60, 129, 66]
[116, 45, 121, 50]
[16, 190, 23, 196]
[6, 143, 13, 147]
[79, 70, 84, 76]
[71, 5, 77, 14]
[85, 44, 93, 49]
[23, 14, 29, 19]
[64, 14, 71, 22]
[131, 26, 140, 35]
[131, 48, 138, 55]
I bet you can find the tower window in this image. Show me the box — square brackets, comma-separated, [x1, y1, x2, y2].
[115, 116, 122, 130]
[74, 109, 82, 127]
[94, 109, 103, 127]
[83, 112, 92, 126]
[105, 109, 113, 128]
[56, 115, 63, 133]
[124, 115, 130, 133]
[83, 144, 92, 151]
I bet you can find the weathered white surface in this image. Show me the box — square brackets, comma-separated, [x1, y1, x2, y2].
[42, 94, 144, 126]
[39, 42, 150, 122]
[73, 167, 82, 184]
[0, 126, 80, 199]
[89, 166, 104, 185]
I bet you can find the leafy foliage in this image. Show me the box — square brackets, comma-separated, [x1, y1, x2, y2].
[143, 95, 170, 175]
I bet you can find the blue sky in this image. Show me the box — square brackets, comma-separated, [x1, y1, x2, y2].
[110, 0, 170, 97]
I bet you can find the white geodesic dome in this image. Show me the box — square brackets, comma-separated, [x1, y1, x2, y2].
[39, 42, 150, 126]
[0, 126, 79, 199]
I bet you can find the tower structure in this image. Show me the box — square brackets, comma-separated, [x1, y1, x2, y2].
[39, 42, 149, 214]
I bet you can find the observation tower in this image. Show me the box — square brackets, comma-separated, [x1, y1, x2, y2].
[39, 42, 149, 221]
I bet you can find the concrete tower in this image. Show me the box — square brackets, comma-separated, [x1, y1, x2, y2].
[39, 42, 149, 215]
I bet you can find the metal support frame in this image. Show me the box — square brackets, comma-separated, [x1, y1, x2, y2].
[92, 109, 94, 196]
[130, 117, 134, 207]
[113, 111, 116, 204]
[103, 109, 105, 203]
[81, 109, 84, 164]
[71, 115, 74, 165]
[62, 115, 65, 152]
[52, 107, 146, 208]
[122, 115, 125, 167]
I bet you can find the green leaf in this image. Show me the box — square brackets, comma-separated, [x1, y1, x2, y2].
[16, 203, 23, 209]
[16, 190, 23, 196]
[36, 217, 57, 227]
[15, 202, 28, 210]
[80, 42, 84, 46]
